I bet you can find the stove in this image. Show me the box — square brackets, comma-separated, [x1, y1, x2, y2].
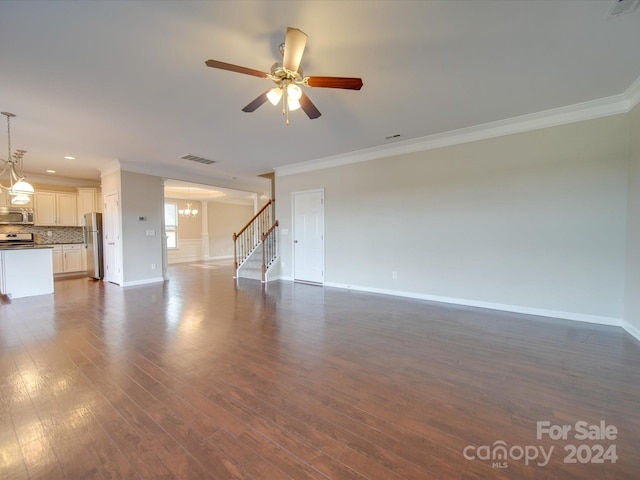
[0, 232, 36, 248]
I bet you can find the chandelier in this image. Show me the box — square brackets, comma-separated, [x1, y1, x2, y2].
[0, 112, 34, 205]
[178, 202, 198, 218]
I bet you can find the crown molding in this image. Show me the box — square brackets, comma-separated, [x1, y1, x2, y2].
[276, 76, 640, 177]
[100, 159, 270, 196]
[24, 173, 100, 188]
[626, 75, 640, 110]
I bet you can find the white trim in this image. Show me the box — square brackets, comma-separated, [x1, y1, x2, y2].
[263, 255, 281, 283]
[275, 82, 639, 177]
[323, 281, 622, 327]
[122, 277, 165, 287]
[101, 160, 269, 195]
[100, 160, 122, 178]
[291, 189, 325, 285]
[626, 75, 640, 110]
[623, 321, 640, 342]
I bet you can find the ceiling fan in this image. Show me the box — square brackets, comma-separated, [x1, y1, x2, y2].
[205, 27, 363, 125]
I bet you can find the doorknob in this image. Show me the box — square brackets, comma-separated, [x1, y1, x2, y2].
[294, 240, 298, 243]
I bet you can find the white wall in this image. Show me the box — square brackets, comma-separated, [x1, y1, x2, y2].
[208, 202, 254, 259]
[625, 103, 640, 337]
[276, 114, 629, 323]
[120, 171, 164, 285]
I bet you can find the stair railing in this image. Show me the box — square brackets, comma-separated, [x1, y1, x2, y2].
[261, 220, 279, 282]
[233, 199, 273, 272]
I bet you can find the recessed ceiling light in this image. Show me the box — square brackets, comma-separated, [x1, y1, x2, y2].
[64, 156, 75, 160]
[46, 169, 56, 174]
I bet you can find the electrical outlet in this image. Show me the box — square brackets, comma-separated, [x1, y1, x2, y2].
[392, 271, 398, 279]
[151, 263, 156, 270]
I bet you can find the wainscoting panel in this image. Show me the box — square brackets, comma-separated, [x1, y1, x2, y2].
[167, 239, 202, 264]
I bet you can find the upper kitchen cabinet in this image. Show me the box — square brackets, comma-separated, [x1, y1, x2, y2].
[77, 188, 102, 225]
[34, 191, 77, 226]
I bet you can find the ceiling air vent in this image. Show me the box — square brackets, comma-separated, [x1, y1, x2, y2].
[605, 0, 639, 17]
[180, 154, 216, 165]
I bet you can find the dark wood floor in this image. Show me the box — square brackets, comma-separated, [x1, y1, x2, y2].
[1, 260, 639, 479]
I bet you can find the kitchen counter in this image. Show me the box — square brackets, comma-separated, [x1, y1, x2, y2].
[0, 247, 54, 299]
[0, 245, 54, 250]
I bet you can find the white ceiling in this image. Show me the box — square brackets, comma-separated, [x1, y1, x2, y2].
[164, 179, 257, 205]
[2, 0, 640, 188]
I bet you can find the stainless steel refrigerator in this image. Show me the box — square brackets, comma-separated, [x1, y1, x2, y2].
[84, 212, 103, 279]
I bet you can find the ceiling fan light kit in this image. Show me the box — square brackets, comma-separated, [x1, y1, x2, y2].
[205, 27, 363, 125]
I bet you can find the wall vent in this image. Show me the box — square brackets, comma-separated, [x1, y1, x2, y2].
[605, 0, 639, 18]
[180, 154, 216, 165]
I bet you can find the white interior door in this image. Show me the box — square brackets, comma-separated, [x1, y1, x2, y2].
[103, 193, 122, 285]
[293, 190, 324, 284]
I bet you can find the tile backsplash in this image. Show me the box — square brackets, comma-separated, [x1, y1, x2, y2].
[0, 225, 84, 244]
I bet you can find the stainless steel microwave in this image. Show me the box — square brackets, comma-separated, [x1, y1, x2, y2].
[0, 206, 35, 224]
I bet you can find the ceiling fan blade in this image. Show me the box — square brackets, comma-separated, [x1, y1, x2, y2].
[205, 59, 268, 78]
[282, 27, 308, 72]
[299, 91, 321, 119]
[306, 76, 363, 90]
[241, 90, 270, 112]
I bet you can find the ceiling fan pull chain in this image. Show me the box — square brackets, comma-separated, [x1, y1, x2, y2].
[284, 79, 290, 126]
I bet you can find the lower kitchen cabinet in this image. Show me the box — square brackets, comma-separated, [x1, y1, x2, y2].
[52, 246, 63, 274]
[53, 244, 85, 274]
[63, 244, 83, 272]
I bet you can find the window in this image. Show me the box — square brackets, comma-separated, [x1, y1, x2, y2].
[165, 203, 178, 248]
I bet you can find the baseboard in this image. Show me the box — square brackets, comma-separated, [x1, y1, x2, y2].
[622, 321, 640, 342]
[122, 277, 165, 287]
[322, 281, 622, 327]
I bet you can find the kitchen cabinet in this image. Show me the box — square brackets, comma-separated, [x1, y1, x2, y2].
[52, 245, 63, 274]
[52, 244, 86, 273]
[52, 244, 85, 274]
[77, 188, 102, 225]
[63, 244, 83, 272]
[34, 191, 77, 226]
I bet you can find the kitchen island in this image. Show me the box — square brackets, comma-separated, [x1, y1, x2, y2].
[0, 246, 54, 299]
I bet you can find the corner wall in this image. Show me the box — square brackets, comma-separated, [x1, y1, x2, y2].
[276, 114, 629, 323]
[120, 171, 164, 285]
[625, 103, 640, 339]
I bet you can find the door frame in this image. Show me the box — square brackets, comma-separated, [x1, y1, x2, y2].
[292, 188, 325, 284]
[103, 192, 123, 286]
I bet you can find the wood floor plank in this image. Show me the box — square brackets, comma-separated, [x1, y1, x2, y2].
[1, 260, 639, 479]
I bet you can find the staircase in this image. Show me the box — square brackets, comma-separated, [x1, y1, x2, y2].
[233, 200, 279, 283]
